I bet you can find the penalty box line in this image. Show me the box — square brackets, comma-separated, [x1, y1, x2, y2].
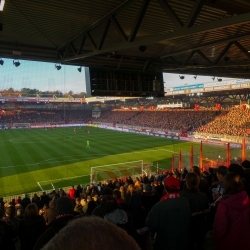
[37, 174, 90, 191]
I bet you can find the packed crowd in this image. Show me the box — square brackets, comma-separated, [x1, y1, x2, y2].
[198, 106, 250, 137]
[0, 110, 92, 125]
[92, 111, 139, 124]
[1, 160, 250, 250]
[93, 109, 217, 131]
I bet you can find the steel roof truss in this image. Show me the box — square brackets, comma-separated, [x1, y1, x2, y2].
[157, 0, 183, 29]
[128, 0, 150, 43]
[184, 0, 205, 28]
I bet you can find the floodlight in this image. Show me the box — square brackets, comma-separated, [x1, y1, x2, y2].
[194, 75, 197, 80]
[0, 0, 5, 11]
[13, 60, 20, 67]
[0, 59, 3, 65]
[77, 66, 82, 72]
[55, 64, 61, 70]
[139, 46, 147, 52]
[217, 78, 222, 82]
[212, 77, 215, 81]
[179, 75, 185, 80]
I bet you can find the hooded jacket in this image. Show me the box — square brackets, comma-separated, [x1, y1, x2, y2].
[43, 200, 56, 225]
[213, 191, 250, 250]
[68, 188, 76, 199]
[104, 209, 128, 225]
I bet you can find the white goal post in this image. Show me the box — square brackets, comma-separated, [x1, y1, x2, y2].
[90, 160, 153, 183]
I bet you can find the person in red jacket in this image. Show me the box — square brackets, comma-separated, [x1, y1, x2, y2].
[213, 172, 250, 250]
[68, 186, 76, 199]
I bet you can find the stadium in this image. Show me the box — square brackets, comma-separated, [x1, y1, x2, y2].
[1, 1, 250, 250]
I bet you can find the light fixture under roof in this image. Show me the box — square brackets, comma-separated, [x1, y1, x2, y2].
[0, 0, 5, 11]
[55, 63, 61, 70]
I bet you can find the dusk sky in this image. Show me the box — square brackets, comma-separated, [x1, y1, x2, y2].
[0, 58, 235, 94]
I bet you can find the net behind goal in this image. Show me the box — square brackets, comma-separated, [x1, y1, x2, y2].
[91, 160, 153, 183]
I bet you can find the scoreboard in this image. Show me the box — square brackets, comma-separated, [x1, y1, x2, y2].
[92, 106, 101, 118]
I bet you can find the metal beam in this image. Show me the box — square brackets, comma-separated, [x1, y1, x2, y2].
[117, 56, 123, 69]
[214, 42, 233, 64]
[143, 59, 149, 71]
[110, 16, 128, 42]
[184, 0, 205, 28]
[77, 35, 87, 55]
[161, 33, 250, 59]
[63, 45, 69, 59]
[157, 0, 183, 29]
[86, 32, 97, 51]
[62, 12, 250, 62]
[197, 50, 212, 64]
[234, 41, 250, 60]
[169, 56, 181, 66]
[69, 42, 77, 56]
[98, 19, 111, 50]
[58, 0, 140, 49]
[182, 50, 196, 66]
[128, 0, 150, 43]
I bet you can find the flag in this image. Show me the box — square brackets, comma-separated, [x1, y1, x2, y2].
[140, 105, 144, 111]
[129, 106, 132, 111]
[216, 103, 221, 110]
[195, 104, 199, 110]
[120, 106, 124, 111]
[242, 104, 247, 110]
[150, 105, 154, 111]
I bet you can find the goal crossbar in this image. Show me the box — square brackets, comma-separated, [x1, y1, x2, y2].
[91, 160, 150, 183]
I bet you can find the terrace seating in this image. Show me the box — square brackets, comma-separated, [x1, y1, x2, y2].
[1, 162, 250, 250]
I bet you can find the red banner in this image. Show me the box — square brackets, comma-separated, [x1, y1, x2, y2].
[195, 104, 199, 110]
[140, 105, 144, 111]
[163, 107, 167, 110]
[150, 105, 154, 111]
[242, 104, 246, 110]
[129, 106, 132, 111]
[216, 103, 221, 110]
[120, 106, 124, 111]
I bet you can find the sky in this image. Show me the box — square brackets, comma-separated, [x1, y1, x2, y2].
[0, 58, 236, 94]
[0, 58, 86, 94]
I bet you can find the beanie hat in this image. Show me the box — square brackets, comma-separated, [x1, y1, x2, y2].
[55, 197, 74, 216]
[144, 183, 152, 192]
[229, 164, 244, 178]
[164, 177, 180, 190]
[214, 166, 228, 176]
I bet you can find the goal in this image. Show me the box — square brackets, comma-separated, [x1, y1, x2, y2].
[90, 160, 153, 183]
[12, 123, 30, 128]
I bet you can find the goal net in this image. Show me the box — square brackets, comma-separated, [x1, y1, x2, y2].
[12, 123, 30, 128]
[91, 160, 153, 183]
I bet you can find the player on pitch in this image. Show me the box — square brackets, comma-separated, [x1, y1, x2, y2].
[74, 128, 76, 134]
[86, 141, 90, 148]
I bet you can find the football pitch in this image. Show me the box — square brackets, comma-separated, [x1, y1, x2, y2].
[0, 127, 241, 197]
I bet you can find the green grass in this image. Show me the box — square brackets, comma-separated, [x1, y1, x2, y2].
[0, 127, 242, 197]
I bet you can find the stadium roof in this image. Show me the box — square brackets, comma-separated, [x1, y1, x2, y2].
[1, 0, 250, 77]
